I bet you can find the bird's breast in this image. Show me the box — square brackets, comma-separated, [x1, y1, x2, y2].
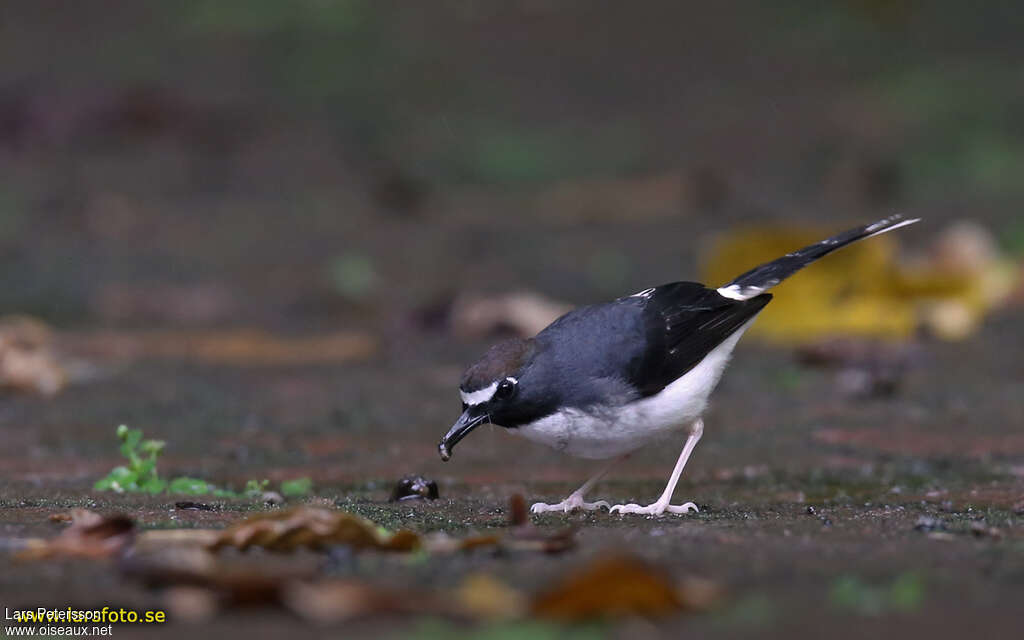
[514, 405, 682, 459]
[512, 319, 751, 459]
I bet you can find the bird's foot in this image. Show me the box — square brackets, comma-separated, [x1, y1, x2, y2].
[609, 499, 699, 516]
[530, 492, 610, 514]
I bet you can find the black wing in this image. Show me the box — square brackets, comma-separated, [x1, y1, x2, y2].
[627, 282, 771, 397]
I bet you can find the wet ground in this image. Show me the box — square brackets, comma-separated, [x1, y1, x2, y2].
[2, 2, 1024, 638]
[2, 307, 1022, 639]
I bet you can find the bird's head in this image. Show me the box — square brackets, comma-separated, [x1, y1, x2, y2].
[438, 337, 538, 461]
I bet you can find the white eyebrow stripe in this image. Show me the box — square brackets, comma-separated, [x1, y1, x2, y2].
[460, 381, 498, 406]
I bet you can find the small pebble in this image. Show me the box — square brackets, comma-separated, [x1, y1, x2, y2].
[262, 491, 284, 505]
[913, 516, 947, 532]
[391, 475, 439, 501]
[175, 501, 214, 511]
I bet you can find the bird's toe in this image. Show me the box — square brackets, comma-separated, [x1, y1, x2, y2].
[611, 501, 698, 516]
[530, 502, 554, 514]
[665, 501, 699, 514]
[609, 503, 641, 514]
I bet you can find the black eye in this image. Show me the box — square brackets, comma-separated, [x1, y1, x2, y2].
[495, 378, 517, 400]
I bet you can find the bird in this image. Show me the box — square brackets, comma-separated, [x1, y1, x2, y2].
[438, 215, 920, 515]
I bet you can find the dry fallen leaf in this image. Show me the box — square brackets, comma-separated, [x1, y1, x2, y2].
[209, 507, 420, 553]
[18, 509, 134, 560]
[283, 580, 448, 623]
[136, 528, 221, 551]
[455, 573, 528, 620]
[121, 546, 220, 587]
[122, 545, 321, 620]
[286, 573, 529, 623]
[421, 533, 503, 554]
[905, 221, 1019, 340]
[0, 315, 51, 348]
[531, 554, 722, 620]
[123, 545, 317, 591]
[451, 292, 572, 339]
[33, 507, 719, 625]
[123, 543, 456, 623]
[0, 316, 66, 395]
[139, 499, 570, 559]
[700, 220, 1019, 343]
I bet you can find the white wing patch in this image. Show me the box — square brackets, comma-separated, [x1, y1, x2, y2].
[460, 381, 498, 406]
[716, 283, 771, 301]
[865, 216, 921, 237]
[630, 287, 656, 299]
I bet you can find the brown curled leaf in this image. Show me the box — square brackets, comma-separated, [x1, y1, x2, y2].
[0, 316, 66, 395]
[283, 580, 449, 623]
[531, 554, 721, 620]
[18, 509, 134, 560]
[208, 507, 420, 553]
[508, 493, 528, 526]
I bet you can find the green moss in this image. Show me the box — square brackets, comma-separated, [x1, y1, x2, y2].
[167, 477, 213, 495]
[280, 477, 314, 497]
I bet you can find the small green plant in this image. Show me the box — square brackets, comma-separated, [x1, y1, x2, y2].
[167, 477, 212, 495]
[94, 425, 167, 493]
[280, 477, 313, 497]
[242, 479, 270, 497]
[94, 425, 314, 499]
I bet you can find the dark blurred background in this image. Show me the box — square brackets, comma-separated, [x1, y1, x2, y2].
[2, 0, 1021, 329]
[2, 5, 1024, 636]
[1, 1, 1022, 483]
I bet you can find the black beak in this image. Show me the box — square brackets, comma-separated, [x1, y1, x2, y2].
[438, 409, 490, 461]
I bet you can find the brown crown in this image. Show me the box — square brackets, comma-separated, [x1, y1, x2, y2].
[460, 338, 535, 392]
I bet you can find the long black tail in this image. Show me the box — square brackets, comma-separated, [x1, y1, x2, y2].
[716, 214, 920, 301]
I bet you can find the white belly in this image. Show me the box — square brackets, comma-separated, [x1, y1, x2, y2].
[513, 321, 752, 459]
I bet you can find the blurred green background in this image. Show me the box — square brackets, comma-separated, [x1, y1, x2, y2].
[1, 0, 1021, 328]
